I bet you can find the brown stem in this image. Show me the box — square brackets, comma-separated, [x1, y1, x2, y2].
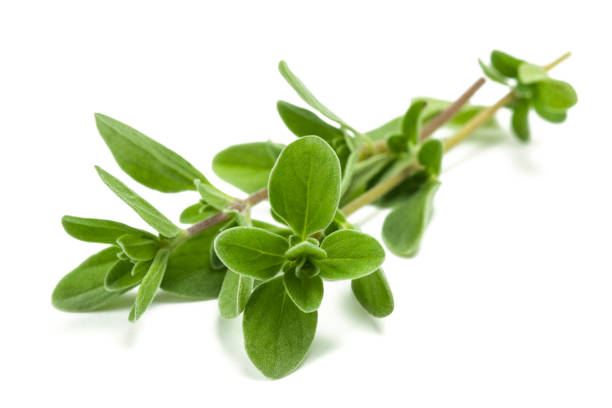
[186, 75, 487, 237]
[186, 188, 268, 236]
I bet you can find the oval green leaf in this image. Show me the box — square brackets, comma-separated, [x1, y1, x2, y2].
[52, 247, 126, 312]
[418, 139, 443, 176]
[511, 99, 531, 142]
[517, 62, 549, 84]
[351, 268, 394, 318]
[268, 136, 341, 239]
[533, 79, 578, 113]
[214, 227, 289, 280]
[243, 276, 317, 379]
[490, 50, 523, 78]
[314, 230, 385, 281]
[382, 179, 440, 258]
[283, 269, 323, 313]
[161, 221, 229, 299]
[95, 113, 205, 192]
[212, 142, 284, 194]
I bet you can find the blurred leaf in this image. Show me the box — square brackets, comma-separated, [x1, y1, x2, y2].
[478, 59, 508, 85]
[511, 99, 531, 142]
[490, 50, 523, 78]
[533, 79, 578, 113]
[517, 63, 548, 84]
[418, 139, 443, 176]
[382, 179, 440, 257]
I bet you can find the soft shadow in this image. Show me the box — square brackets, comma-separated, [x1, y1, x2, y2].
[215, 316, 264, 380]
[305, 335, 339, 364]
[443, 129, 506, 173]
[341, 291, 384, 334]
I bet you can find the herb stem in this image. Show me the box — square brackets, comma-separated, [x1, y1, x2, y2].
[186, 187, 268, 237]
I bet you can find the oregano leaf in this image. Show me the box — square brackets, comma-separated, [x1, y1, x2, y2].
[104, 260, 147, 292]
[490, 50, 523, 78]
[52, 247, 126, 312]
[277, 101, 343, 142]
[179, 203, 216, 224]
[214, 227, 289, 280]
[382, 179, 440, 258]
[418, 139, 443, 176]
[283, 269, 324, 313]
[402, 100, 427, 146]
[212, 142, 283, 193]
[268, 136, 341, 239]
[95, 166, 181, 238]
[478, 59, 509, 85]
[161, 221, 230, 299]
[351, 268, 394, 318]
[533, 79, 578, 113]
[243, 276, 317, 379]
[61, 215, 152, 244]
[313, 230, 385, 281]
[129, 249, 170, 322]
[95, 113, 206, 193]
[517, 62, 549, 84]
[511, 99, 531, 142]
[218, 270, 253, 319]
[116, 234, 159, 261]
[278, 61, 348, 128]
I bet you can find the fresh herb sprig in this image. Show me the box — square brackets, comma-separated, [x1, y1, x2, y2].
[52, 50, 577, 379]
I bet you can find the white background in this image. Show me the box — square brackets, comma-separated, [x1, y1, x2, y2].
[1, 1, 610, 406]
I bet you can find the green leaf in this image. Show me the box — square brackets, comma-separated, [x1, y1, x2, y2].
[490, 50, 523, 78]
[402, 100, 427, 146]
[351, 268, 394, 317]
[511, 99, 531, 142]
[478, 59, 509, 85]
[386, 134, 408, 153]
[104, 260, 148, 292]
[278, 61, 347, 128]
[533, 103, 567, 123]
[277, 101, 343, 142]
[95, 166, 181, 238]
[341, 155, 395, 206]
[52, 247, 126, 312]
[195, 179, 233, 210]
[313, 230, 385, 281]
[382, 179, 440, 257]
[61, 215, 152, 244]
[285, 241, 327, 260]
[243, 276, 317, 379]
[218, 270, 253, 319]
[214, 227, 288, 280]
[418, 139, 443, 176]
[116, 234, 159, 261]
[533, 79, 578, 113]
[375, 169, 431, 208]
[283, 269, 324, 313]
[517, 63, 548, 84]
[129, 249, 170, 322]
[161, 221, 229, 299]
[268, 136, 341, 239]
[212, 142, 283, 194]
[94, 113, 205, 193]
[179, 203, 216, 224]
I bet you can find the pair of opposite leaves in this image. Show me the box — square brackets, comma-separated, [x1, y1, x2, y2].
[213, 135, 387, 378]
[479, 50, 578, 142]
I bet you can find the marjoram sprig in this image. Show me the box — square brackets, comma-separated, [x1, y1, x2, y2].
[52, 50, 577, 379]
